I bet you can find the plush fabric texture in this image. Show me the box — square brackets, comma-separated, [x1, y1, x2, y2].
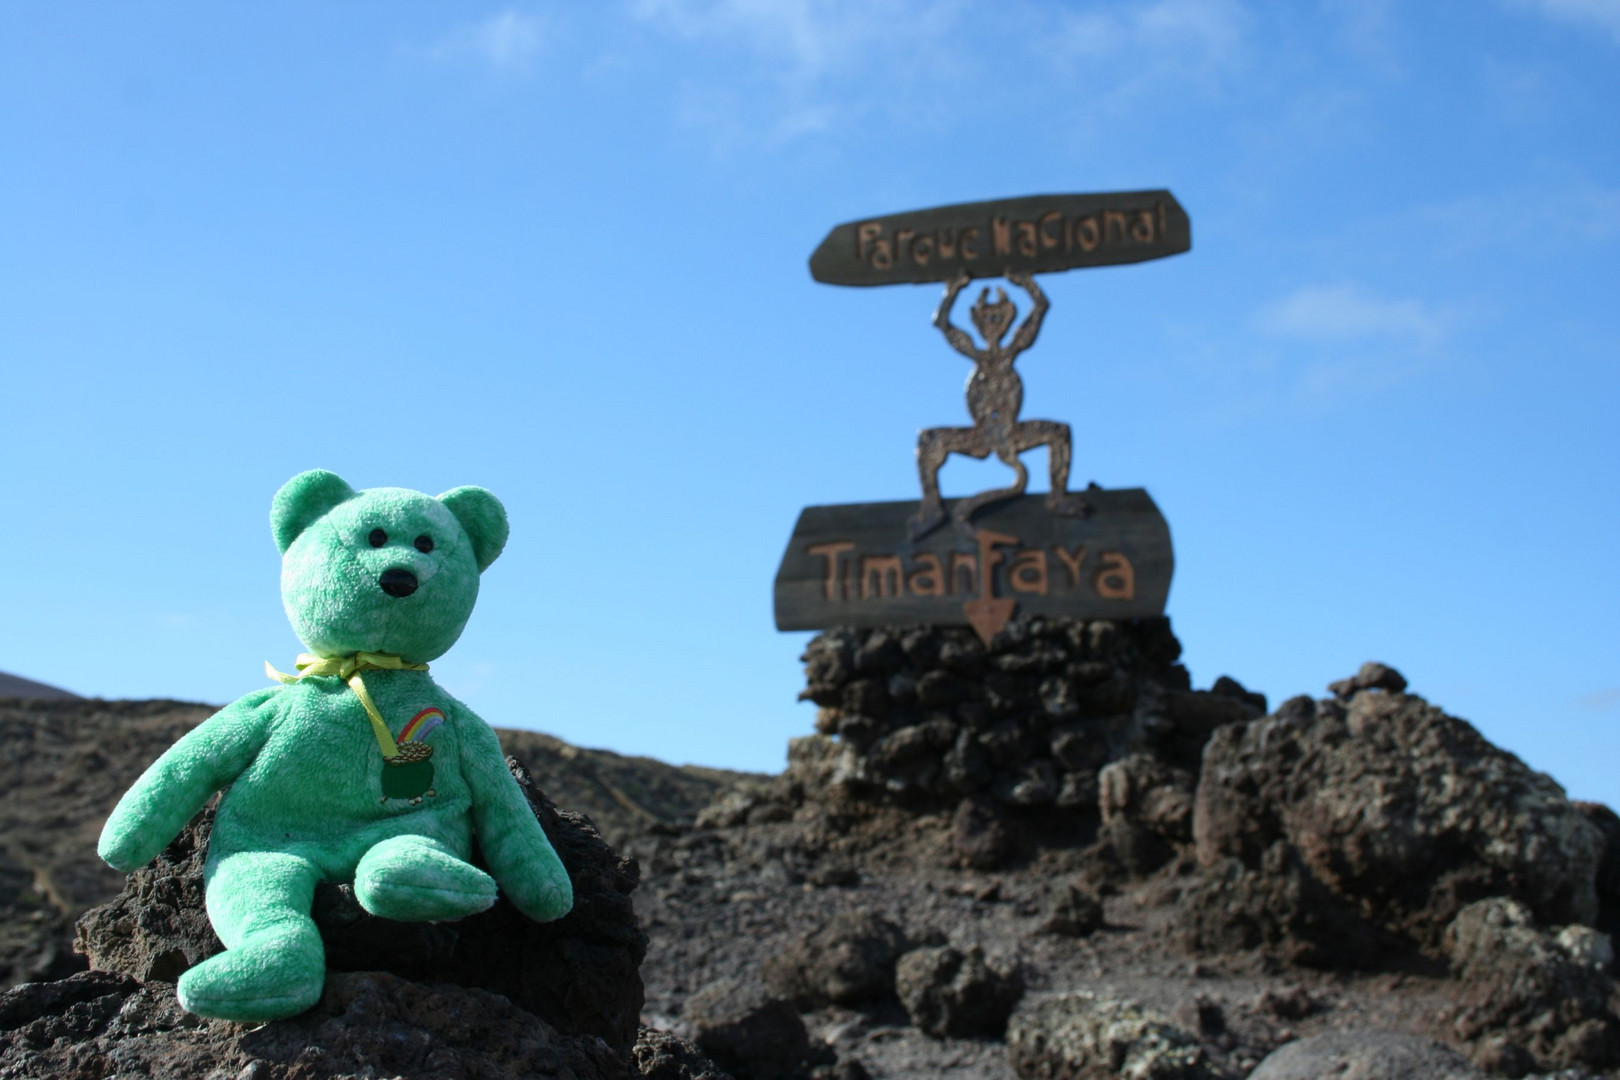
[97, 470, 573, 1023]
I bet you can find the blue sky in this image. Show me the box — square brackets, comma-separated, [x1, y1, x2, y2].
[2, 2, 1617, 803]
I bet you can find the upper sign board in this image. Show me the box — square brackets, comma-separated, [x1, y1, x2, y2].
[809, 190, 1191, 287]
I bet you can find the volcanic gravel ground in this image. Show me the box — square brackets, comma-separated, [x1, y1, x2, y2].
[628, 812, 1484, 1080]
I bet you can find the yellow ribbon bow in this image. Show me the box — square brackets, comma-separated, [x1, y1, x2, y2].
[264, 652, 429, 760]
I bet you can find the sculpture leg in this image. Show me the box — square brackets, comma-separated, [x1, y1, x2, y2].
[353, 833, 498, 922]
[910, 426, 988, 540]
[178, 849, 326, 1022]
[1015, 420, 1090, 517]
[951, 447, 1029, 534]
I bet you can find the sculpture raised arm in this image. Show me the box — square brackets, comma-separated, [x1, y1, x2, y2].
[1006, 271, 1048, 356]
[933, 271, 987, 361]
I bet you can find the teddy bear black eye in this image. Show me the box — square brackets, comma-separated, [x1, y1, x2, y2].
[414, 535, 434, 554]
[369, 529, 387, 548]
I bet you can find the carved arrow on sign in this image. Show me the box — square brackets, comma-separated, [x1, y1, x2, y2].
[962, 528, 1019, 645]
[963, 596, 1018, 647]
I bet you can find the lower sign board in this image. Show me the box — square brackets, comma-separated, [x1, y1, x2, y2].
[773, 490, 1173, 642]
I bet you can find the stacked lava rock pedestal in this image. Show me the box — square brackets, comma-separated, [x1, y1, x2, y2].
[784, 616, 1267, 870]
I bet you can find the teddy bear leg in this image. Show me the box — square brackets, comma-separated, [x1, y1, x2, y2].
[353, 833, 498, 922]
[177, 850, 326, 1022]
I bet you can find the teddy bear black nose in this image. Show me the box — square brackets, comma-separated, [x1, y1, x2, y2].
[379, 568, 419, 598]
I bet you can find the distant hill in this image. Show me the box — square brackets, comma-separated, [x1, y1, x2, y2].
[0, 672, 80, 699]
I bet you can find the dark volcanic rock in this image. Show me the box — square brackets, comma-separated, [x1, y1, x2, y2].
[634, 1026, 737, 1080]
[1194, 678, 1604, 952]
[1097, 753, 1195, 876]
[1326, 661, 1409, 699]
[1443, 896, 1620, 1071]
[76, 754, 647, 1054]
[895, 944, 1023, 1039]
[1005, 991, 1214, 1079]
[1040, 880, 1104, 938]
[71, 801, 221, 984]
[951, 794, 1017, 870]
[788, 619, 1246, 820]
[0, 848, 85, 987]
[1247, 1029, 1482, 1080]
[682, 977, 809, 1080]
[0, 968, 625, 1080]
[762, 910, 909, 1007]
[1179, 841, 1385, 969]
[0, 698, 212, 992]
[1577, 800, 1620, 938]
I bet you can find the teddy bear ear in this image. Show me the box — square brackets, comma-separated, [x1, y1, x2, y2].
[271, 470, 356, 554]
[437, 486, 509, 572]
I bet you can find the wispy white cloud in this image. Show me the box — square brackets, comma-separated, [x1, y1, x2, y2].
[629, 0, 966, 145]
[1256, 284, 1454, 347]
[1506, 0, 1620, 44]
[631, 0, 962, 84]
[1052, 0, 1249, 95]
[1318, 0, 1404, 74]
[1244, 284, 1462, 408]
[1578, 687, 1620, 711]
[1416, 182, 1620, 257]
[627, 0, 1250, 149]
[420, 9, 550, 71]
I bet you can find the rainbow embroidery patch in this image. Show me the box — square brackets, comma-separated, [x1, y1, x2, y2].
[380, 707, 445, 805]
[399, 707, 445, 745]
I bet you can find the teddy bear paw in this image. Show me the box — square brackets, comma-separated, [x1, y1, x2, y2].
[176, 929, 325, 1022]
[354, 834, 498, 922]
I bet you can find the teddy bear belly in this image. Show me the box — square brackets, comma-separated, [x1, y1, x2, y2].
[210, 793, 477, 879]
[206, 723, 476, 876]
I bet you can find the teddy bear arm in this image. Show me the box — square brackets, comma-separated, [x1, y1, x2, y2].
[460, 717, 574, 923]
[98, 688, 279, 873]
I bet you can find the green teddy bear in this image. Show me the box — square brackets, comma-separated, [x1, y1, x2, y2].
[97, 470, 573, 1022]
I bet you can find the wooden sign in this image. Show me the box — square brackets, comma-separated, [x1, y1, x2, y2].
[809, 190, 1191, 287]
[774, 490, 1173, 642]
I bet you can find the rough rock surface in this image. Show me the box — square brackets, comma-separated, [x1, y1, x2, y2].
[631, 641, 1620, 1080]
[0, 967, 627, 1080]
[1247, 1029, 1483, 1080]
[1004, 991, 1214, 1079]
[1097, 754, 1196, 876]
[71, 803, 219, 985]
[1178, 840, 1387, 969]
[76, 754, 648, 1052]
[789, 619, 1263, 828]
[0, 698, 210, 989]
[1325, 661, 1409, 699]
[1578, 801, 1620, 939]
[682, 976, 811, 1080]
[1039, 880, 1104, 938]
[1193, 681, 1604, 952]
[895, 944, 1023, 1039]
[1444, 896, 1620, 1072]
[634, 1026, 737, 1080]
[764, 911, 911, 1008]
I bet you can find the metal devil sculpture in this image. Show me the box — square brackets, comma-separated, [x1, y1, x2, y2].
[776, 190, 1192, 643]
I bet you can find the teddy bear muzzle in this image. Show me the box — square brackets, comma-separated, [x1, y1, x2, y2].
[379, 568, 419, 598]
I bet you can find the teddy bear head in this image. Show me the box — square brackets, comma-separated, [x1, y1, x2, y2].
[270, 470, 508, 664]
